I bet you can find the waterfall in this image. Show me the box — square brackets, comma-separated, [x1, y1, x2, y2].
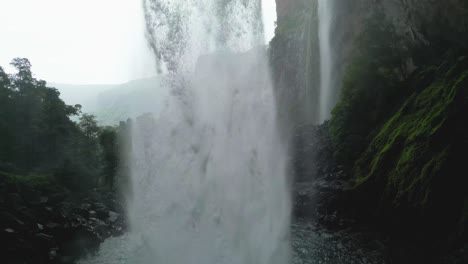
[122, 1, 290, 263]
[318, 0, 334, 123]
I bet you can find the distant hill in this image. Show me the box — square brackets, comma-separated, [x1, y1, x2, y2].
[52, 77, 167, 126]
[48, 82, 113, 112]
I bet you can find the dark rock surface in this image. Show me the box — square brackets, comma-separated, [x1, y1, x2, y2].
[291, 123, 388, 263]
[0, 180, 126, 264]
[292, 122, 468, 264]
[292, 219, 386, 264]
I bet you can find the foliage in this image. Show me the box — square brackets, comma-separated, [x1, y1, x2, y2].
[0, 170, 66, 196]
[0, 58, 121, 192]
[355, 66, 467, 193]
[352, 60, 468, 238]
[329, 13, 410, 166]
[326, 3, 468, 250]
[99, 127, 119, 189]
[79, 114, 100, 139]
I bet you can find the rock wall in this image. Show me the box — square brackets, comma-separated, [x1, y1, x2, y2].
[270, 0, 319, 181]
[272, 0, 468, 261]
[0, 172, 126, 263]
[271, 0, 468, 181]
[272, 0, 468, 123]
[270, 0, 359, 180]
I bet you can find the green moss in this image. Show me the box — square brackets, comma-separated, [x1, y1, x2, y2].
[328, 14, 410, 166]
[353, 68, 468, 208]
[0, 170, 65, 194]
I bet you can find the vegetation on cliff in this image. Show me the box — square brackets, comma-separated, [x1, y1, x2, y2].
[329, 13, 410, 166]
[0, 58, 122, 192]
[354, 62, 468, 234]
[326, 4, 468, 261]
[0, 58, 128, 263]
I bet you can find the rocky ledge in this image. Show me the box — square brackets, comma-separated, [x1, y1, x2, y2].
[292, 123, 468, 263]
[0, 174, 126, 264]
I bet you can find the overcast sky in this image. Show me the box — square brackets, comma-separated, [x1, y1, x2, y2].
[0, 0, 277, 85]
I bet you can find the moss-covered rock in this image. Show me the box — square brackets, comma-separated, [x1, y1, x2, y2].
[1, 171, 67, 199]
[350, 60, 468, 242]
[328, 12, 411, 167]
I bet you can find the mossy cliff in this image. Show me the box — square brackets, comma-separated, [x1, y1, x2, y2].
[351, 61, 468, 233]
[325, 1, 468, 261]
[327, 56, 468, 263]
[272, 0, 468, 261]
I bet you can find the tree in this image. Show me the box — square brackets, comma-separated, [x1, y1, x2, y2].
[10, 58, 33, 85]
[0, 58, 103, 191]
[0, 67, 13, 168]
[79, 114, 100, 139]
[0, 58, 123, 193]
[99, 127, 119, 189]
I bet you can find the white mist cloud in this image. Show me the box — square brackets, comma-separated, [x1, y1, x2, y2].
[262, 0, 277, 43]
[0, 0, 277, 84]
[0, 0, 155, 84]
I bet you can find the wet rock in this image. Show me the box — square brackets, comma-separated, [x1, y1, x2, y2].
[337, 242, 344, 250]
[0, 211, 25, 227]
[48, 193, 66, 204]
[108, 211, 118, 222]
[89, 210, 97, 218]
[49, 247, 58, 260]
[7, 193, 22, 204]
[39, 196, 49, 204]
[58, 255, 75, 263]
[1, 188, 126, 264]
[80, 203, 92, 210]
[45, 222, 60, 231]
[35, 233, 54, 241]
[94, 202, 109, 218]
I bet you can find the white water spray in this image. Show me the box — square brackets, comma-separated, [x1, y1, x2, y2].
[318, 0, 333, 123]
[122, 1, 291, 263]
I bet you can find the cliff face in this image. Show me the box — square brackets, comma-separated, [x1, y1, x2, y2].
[272, 0, 468, 260]
[270, 0, 318, 181]
[270, 0, 371, 180]
[272, 0, 468, 178]
[338, 0, 468, 251]
[270, 0, 374, 134]
[271, 0, 319, 129]
[275, 0, 295, 18]
[272, 0, 468, 124]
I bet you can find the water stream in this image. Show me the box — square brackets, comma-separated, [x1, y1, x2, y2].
[79, 0, 344, 263]
[86, 0, 290, 263]
[318, 0, 334, 123]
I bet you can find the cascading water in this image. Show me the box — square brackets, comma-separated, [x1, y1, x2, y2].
[80, 1, 290, 263]
[318, 0, 334, 123]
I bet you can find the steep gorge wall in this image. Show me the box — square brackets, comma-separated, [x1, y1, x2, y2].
[270, 0, 319, 180]
[337, 0, 468, 250]
[270, 0, 369, 180]
[272, 0, 468, 125]
[271, 0, 319, 130]
[271, 0, 365, 130]
[271, 0, 468, 181]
